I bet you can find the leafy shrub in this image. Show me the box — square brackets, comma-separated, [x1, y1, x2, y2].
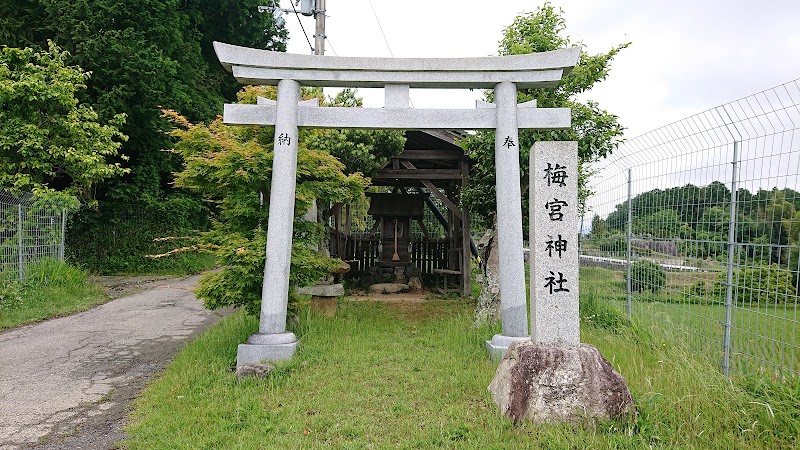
[166, 109, 368, 316]
[0, 281, 23, 310]
[715, 264, 797, 305]
[67, 196, 213, 275]
[627, 260, 666, 293]
[596, 233, 627, 254]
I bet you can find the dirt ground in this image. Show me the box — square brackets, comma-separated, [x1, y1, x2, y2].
[87, 275, 175, 300]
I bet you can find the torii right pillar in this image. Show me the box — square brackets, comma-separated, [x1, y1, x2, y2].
[486, 81, 531, 360]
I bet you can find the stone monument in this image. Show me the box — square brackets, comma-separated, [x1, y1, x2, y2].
[531, 141, 579, 346]
[212, 42, 580, 369]
[487, 141, 636, 424]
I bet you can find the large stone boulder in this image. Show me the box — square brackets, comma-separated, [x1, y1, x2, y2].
[488, 341, 636, 424]
[331, 260, 352, 275]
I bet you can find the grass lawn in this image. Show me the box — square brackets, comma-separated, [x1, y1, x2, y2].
[581, 267, 800, 376]
[125, 274, 799, 449]
[0, 258, 107, 330]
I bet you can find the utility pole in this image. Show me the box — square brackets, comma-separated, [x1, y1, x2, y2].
[306, 0, 326, 238]
[314, 0, 326, 55]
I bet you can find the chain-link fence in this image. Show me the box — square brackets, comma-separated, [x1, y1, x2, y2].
[1, 192, 67, 282]
[581, 79, 800, 377]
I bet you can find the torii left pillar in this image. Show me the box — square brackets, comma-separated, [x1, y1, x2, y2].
[237, 79, 302, 366]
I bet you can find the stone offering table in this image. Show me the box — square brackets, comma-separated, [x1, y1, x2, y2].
[296, 284, 344, 317]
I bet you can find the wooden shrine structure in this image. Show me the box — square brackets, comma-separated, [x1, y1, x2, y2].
[328, 130, 473, 294]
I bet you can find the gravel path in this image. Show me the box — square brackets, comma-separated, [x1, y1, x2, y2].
[0, 275, 232, 449]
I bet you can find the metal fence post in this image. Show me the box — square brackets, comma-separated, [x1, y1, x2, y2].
[626, 168, 633, 318]
[18, 204, 24, 281]
[60, 209, 66, 261]
[722, 140, 740, 376]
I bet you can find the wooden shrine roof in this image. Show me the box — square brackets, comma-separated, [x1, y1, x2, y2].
[371, 130, 471, 188]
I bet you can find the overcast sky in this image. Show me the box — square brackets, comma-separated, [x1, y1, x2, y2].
[276, 0, 800, 139]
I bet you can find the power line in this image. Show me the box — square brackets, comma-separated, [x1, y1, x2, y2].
[367, 0, 394, 57]
[366, 0, 414, 107]
[325, 36, 338, 56]
[290, 1, 314, 53]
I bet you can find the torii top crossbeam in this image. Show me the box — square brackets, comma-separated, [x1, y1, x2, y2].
[214, 42, 580, 89]
[214, 42, 580, 130]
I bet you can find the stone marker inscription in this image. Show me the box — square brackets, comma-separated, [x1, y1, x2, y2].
[531, 141, 579, 346]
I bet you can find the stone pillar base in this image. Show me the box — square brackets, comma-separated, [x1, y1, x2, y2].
[488, 341, 636, 424]
[485, 334, 530, 361]
[236, 332, 299, 367]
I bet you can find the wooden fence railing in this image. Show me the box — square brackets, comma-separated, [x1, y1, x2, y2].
[410, 240, 449, 274]
[343, 235, 449, 275]
[343, 237, 380, 273]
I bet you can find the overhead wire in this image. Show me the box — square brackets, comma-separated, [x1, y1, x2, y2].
[366, 0, 414, 107]
[367, 0, 395, 57]
[325, 36, 338, 56]
[290, 1, 314, 53]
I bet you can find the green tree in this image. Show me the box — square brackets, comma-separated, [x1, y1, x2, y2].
[235, 86, 405, 178]
[164, 109, 368, 314]
[633, 209, 693, 239]
[305, 88, 405, 177]
[0, 42, 127, 203]
[763, 191, 795, 246]
[0, 0, 286, 200]
[590, 214, 607, 237]
[698, 206, 729, 236]
[462, 4, 628, 226]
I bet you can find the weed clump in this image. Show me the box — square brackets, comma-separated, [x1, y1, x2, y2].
[628, 260, 666, 293]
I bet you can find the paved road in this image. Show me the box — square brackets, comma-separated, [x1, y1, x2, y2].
[578, 254, 718, 272]
[0, 275, 232, 449]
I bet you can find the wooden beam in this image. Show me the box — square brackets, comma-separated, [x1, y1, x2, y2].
[400, 160, 463, 221]
[374, 169, 462, 180]
[416, 217, 431, 240]
[396, 150, 467, 161]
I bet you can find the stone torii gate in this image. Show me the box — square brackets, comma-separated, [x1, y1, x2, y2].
[213, 42, 580, 367]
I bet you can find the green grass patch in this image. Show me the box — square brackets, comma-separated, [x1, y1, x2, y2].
[67, 197, 216, 276]
[100, 252, 217, 277]
[125, 286, 798, 448]
[581, 267, 800, 376]
[0, 258, 107, 330]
